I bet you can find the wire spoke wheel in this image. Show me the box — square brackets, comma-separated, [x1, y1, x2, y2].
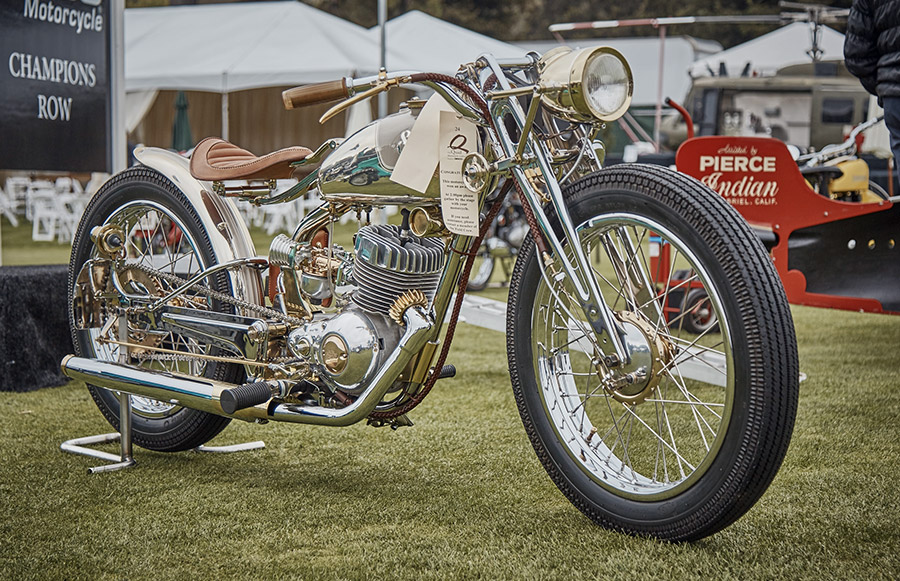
[508, 165, 798, 541]
[534, 212, 731, 499]
[466, 250, 495, 291]
[68, 167, 240, 451]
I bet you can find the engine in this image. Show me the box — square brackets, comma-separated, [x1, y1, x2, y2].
[351, 224, 444, 316]
[270, 224, 444, 395]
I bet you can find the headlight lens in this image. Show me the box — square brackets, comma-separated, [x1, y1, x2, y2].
[583, 51, 631, 119]
[537, 46, 633, 123]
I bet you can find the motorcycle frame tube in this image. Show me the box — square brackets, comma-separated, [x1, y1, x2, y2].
[61, 305, 434, 427]
[478, 53, 629, 364]
[132, 147, 265, 310]
[428, 233, 475, 334]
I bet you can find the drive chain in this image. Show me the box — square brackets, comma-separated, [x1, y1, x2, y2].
[129, 262, 305, 326]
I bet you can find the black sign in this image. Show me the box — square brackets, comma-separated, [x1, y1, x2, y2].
[0, 0, 111, 172]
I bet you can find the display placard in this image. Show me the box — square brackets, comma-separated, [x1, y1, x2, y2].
[0, 0, 111, 172]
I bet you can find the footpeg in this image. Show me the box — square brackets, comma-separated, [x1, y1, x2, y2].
[220, 381, 276, 414]
[438, 364, 456, 379]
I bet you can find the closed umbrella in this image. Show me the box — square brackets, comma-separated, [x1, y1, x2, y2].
[171, 91, 193, 152]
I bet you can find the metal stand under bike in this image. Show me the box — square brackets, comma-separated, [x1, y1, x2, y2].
[61, 313, 264, 473]
[60, 391, 266, 474]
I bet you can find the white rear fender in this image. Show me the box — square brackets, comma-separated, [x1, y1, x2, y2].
[132, 146, 264, 307]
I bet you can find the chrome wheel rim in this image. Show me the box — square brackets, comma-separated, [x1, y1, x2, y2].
[84, 201, 211, 418]
[532, 212, 734, 500]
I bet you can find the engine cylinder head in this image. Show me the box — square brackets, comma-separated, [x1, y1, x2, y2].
[353, 224, 444, 316]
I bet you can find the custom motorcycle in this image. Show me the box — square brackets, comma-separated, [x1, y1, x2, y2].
[62, 47, 798, 541]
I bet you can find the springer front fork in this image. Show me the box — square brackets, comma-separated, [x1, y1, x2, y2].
[478, 54, 630, 367]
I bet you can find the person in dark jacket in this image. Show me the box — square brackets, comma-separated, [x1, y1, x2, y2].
[844, 0, 900, 180]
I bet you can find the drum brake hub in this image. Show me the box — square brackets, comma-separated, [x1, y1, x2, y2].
[598, 311, 675, 405]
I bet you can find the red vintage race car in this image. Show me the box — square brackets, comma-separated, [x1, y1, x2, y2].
[674, 132, 898, 315]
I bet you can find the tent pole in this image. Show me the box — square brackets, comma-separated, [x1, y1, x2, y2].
[378, 0, 387, 119]
[221, 72, 229, 141]
[654, 24, 665, 153]
[222, 92, 229, 141]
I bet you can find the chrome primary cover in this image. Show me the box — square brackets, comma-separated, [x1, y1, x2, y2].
[287, 307, 401, 395]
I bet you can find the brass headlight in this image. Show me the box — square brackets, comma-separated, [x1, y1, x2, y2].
[538, 46, 633, 123]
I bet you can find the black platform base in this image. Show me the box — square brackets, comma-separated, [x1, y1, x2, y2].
[0, 265, 73, 392]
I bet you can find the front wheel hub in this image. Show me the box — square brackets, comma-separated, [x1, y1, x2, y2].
[599, 311, 674, 405]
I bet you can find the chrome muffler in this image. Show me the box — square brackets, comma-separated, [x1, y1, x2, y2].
[61, 306, 434, 427]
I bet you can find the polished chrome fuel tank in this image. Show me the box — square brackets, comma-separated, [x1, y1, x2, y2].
[318, 104, 442, 204]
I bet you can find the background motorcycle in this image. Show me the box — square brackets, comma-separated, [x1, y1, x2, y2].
[466, 193, 527, 291]
[62, 47, 798, 542]
[797, 116, 891, 202]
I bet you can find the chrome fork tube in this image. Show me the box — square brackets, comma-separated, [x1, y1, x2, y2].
[479, 53, 628, 364]
[429, 234, 474, 335]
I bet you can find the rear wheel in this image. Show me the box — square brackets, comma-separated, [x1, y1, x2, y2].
[508, 164, 798, 541]
[68, 166, 241, 451]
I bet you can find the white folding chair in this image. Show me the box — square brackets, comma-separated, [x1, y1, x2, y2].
[4, 176, 29, 218]
[0, 185, 19, 227]
[30, 188, 59, 242]
[56, 193, 88, 243]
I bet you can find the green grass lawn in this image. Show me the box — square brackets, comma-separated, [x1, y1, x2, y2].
[1, 216, 73, 265]
[2, 213, 900, 579]
[1, 306, 899, 579]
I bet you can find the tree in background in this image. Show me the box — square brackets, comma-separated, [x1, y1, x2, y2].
[127, 0, 853, 48]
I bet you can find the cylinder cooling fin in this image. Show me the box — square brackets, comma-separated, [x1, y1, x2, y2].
[352, 224, 445, 316]
[268, 234, 300, 269]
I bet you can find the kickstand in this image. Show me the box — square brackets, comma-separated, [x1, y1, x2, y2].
[61, 391, 265, 473]
[61, 391, 136, 474]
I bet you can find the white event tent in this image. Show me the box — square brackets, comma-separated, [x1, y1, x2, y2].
[126, 1, 380, 93]
[689, 22, 846, 78]
[349, 10, 524, 129]
[126, 1, 383, 138]
[373, 10, 524, 74]
[125, 3, 528, 138]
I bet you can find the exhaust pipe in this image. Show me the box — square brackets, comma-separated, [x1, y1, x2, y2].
[61, 306, 434, 427]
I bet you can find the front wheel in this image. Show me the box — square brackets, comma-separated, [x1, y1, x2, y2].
[508, 164, 798, 541]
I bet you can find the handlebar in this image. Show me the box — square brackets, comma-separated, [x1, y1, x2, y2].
[797, 115, 884, 166]
[282, 70, 486, 126]
[282, 79, 350, 110]
[665, 97, 694, 140]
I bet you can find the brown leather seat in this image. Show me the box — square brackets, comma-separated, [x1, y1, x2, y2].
[189, 137, 313, 181]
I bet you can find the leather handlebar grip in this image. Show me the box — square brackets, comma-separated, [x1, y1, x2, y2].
[282, 79, 349, 110]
